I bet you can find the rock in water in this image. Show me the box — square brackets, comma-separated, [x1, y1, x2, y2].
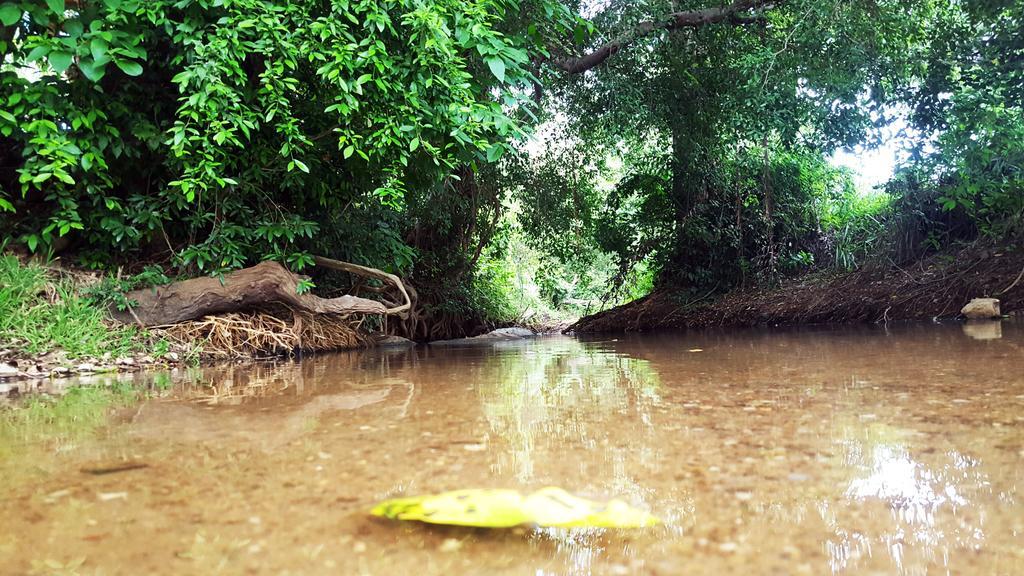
[376, 335, 416, 348]
[961, 298, 1001, 319]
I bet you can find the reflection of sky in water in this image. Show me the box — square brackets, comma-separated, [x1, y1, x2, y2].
[478, 341, 661, 484]
[476, 340, 662, 573]
[828, 442, 989, 575]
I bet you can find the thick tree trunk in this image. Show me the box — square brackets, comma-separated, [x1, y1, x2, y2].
[112, 261, 389, 326]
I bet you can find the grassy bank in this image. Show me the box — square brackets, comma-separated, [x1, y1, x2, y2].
[0, 255, 144, 360]
[0, 255, 146, 360]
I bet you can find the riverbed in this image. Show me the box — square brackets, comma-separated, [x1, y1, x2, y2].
[2, 321, 1022, 575]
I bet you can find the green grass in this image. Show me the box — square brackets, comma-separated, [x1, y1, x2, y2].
[0, 255, 140, 358]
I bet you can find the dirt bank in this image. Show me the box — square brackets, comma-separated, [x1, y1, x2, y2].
[569, 245, 1024, 333]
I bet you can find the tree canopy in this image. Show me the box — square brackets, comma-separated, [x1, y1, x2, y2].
[1, 0, 1021, 332]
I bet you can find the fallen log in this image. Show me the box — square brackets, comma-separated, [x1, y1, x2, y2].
[111, 260, 390, 326]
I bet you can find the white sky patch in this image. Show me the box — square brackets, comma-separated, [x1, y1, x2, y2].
[829, 109, 925, 195]
[830, 143, 900, 194]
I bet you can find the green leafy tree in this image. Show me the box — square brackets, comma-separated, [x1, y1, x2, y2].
[1, 0, 574, 275]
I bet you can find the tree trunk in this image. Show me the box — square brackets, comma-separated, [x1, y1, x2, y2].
[112, 261, 389, 326]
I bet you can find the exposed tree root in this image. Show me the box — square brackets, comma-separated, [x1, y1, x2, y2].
[155, 309, 372, 359]
[109, 258, 412, 356]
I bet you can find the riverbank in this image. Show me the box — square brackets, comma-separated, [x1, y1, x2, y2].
[0, 254, 196, 395]
[570, 244, 1024, 333]
[0, 255, 547, 399]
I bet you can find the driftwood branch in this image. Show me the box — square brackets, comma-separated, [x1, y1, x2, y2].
[312, 255, 411, 315]
[111, 261, 391, 326]
[551, 0, 776, 74]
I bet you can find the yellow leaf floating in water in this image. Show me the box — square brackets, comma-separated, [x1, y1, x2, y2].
[370, 487, 660, 529]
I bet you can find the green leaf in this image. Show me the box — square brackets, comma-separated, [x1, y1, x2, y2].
[48, 51, 73, 74]
[26, 45, 48, 62]
[293, 159, 309, 173]
[0, 4, 21, 26]
[26, 235, 38, 252]
[343, 145, 354, 159]
[114, 59, 143, 76]
[103, 0, 122, 9]
[409, 137, 419, 152]
[90, 38, 108, 62]
[371, 487, 660, 529]
[0, 109, 15, 124]
[77, 58, 106, 82]
[45, 0, 64, 15]
[64, 18, 82, 37]
[486, 57, 506, 83]
[486, 144, 504, 162]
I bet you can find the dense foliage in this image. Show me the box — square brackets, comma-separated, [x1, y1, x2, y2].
[2, 0, 1020, 331]
[890, 0, 1023, 253]
[0, 0, 571, 268]
[507, 0, 1021, 301]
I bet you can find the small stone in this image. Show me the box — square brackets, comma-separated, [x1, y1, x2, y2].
[139, 355, 154, 364]
[97, 492, 128, 501]
[438, 538, 463, 553]
[101, 352, 111, 361]
[164, 352, 180, 362]
[115, 357, 135, 366]
[76, 363, 96, 373]
[51, 366, 70, 375]
[719, 542, 738, 553]
[352, 541, 367, 554]
[0, 363, 18, 377]
[463, 443, 486, 452]
[961, 298, 1000, 319]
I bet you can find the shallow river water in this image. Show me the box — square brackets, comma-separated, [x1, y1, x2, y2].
[2, 321, 1023, 575]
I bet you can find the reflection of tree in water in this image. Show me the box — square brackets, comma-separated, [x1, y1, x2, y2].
[172, 349, 414, 404]
[822, 421, 992, 575]
[473, 339, 661, 485]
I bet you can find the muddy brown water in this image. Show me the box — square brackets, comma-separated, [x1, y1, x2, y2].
[2, 322, 1023, 575]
